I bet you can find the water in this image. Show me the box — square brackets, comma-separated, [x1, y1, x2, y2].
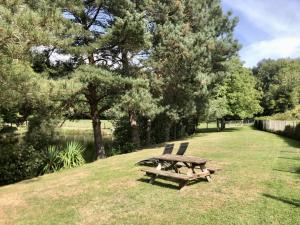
[56, 132, 113, 162]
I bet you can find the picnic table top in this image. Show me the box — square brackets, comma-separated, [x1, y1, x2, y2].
[152, 155, 207, 164]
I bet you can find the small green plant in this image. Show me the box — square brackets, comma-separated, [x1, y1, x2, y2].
[42, 146, 61, 174]
[42, 142, 85, 174]
[59, 142, 85, 169]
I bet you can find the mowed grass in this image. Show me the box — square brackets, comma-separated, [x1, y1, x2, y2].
[60, 120, 113, 131]
[0, 126, 300, 225]
[58, 120, 113, 135]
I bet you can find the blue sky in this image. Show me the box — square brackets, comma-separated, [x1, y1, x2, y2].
[222, 0, 300, 67]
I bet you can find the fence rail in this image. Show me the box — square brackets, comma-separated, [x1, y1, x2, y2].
[254, 120, 300, 140]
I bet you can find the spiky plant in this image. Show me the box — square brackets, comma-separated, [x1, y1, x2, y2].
[59, 142, 85, 169]
[42, 146, 61, 173]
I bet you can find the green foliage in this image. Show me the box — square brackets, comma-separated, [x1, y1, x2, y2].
[0, 143, 43, 185]
[112, 80, 162, 119]
[208, 59, 262, 120]
[0, 0, 242, 165]
[0, 116, 3, 130]
[147, 0, 239, 138]
[42, 142, 85, 173]
[254, 58, 300, 115]
[42, 146, 61, 174]
[59, 142, 85, 169]
[25, 116, 59, 150]
[256, 105, 300, 121]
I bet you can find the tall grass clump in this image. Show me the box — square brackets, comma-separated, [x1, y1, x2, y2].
[42, 146, 61, 173]
[43, 142, 85, 173]
[59, 142, 85, 169]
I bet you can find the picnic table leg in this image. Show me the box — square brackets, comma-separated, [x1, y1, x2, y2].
[156, 162, 162, 171]
[200, 164, 212, 182]
[149, 161, 162, 184]
[149, 174, 157, 184]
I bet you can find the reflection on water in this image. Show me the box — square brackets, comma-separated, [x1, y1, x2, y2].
[55, 132, 113, 162]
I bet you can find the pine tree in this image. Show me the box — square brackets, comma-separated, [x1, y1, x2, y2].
[148, 0, 239, 140]
[52, 1, 153, 158]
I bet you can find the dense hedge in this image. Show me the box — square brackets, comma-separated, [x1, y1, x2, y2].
[0, 141, 44, 185]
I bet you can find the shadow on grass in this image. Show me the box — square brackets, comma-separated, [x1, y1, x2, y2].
[20, 177, 42, 184]
[278, 156, 300, 161]
[137, 178, 179, 190]
[137, 177, 207, 190]
[274, 167, 300, 175]
[252, 125, 300, 149]
[282, 137, 300, 149]
[263, 193, 300, 207]
[197, 127, 241, 134]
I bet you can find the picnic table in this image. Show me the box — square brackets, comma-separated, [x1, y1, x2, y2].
[141, 154, 214, 189]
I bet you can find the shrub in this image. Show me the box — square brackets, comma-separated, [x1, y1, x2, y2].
[59, 142, 85, 169]
[25, 116, 58, 150]
[0, 126, 17, 134]
[0, 143, 44, 185]
[42, 142, 86, 173]
[42, 146, 61, 174]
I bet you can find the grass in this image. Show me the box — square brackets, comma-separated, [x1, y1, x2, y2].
[1, 126, 300, 224]
[59, 120, 113, 131]
[16, 119, 113, 135]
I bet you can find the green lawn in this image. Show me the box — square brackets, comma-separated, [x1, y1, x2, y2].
[60, 120, 113, 131]
[16, 119, 113, 135]
[1, 126, 299, 225]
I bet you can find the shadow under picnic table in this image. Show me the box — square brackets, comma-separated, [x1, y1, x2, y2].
[137, 176, 207, 190]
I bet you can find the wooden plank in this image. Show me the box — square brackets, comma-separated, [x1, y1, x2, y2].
[152, 155, 207, 165]
[142, 168, 190, 180]
[141, 168, 210, 181]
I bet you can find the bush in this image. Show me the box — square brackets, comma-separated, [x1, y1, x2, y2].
[42, 146, 61, 173]
[0, 126, 17, 134]
[59, 142, 85, 169]
[256, 105, 300, 121]
[0, 143, 44, 185]
[25, 116, 58, 150]
[42, 142, 85, 173]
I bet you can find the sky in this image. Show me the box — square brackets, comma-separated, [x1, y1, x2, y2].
[222, 0, 300, 67]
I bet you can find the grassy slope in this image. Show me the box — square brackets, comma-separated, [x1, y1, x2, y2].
[1, 126, 299, 225]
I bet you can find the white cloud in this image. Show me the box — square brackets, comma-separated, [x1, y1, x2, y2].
[241, 37, 300, 67]
[223, 0, 300, 67]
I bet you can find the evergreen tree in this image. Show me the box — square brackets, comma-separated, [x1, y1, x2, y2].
[147, 0, 239, 140]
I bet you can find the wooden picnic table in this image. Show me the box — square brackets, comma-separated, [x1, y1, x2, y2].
[141, 154, 214, 190]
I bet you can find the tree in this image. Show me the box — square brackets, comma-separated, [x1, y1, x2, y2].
[147, 0, 239, 140]
[70, 65, 131, 159]
[253, 58, 300, 115]
[111, 80, 162, 147]
[0, 0, 72, 125]
[43, 1, 153, 156]
[209, 59, 262, 130]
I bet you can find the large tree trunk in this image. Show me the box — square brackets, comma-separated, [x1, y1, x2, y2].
[89, 99, 105, 159]
[146, 119, 151, 146]
[129, 111, 140, 147]
[92, 117, 105, 159]
[221, 118, 226, 130]
[165, 121, 171, 142]
[217, 118, 220, 131]
[217, 118, 226, 131]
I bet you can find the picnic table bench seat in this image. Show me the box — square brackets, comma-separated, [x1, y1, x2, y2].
[142, 168, 210, 181]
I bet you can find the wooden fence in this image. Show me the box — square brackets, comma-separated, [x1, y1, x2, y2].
[254, 120, 300, 140]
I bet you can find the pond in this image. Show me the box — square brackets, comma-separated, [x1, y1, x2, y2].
[55, 131, 113, 162]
